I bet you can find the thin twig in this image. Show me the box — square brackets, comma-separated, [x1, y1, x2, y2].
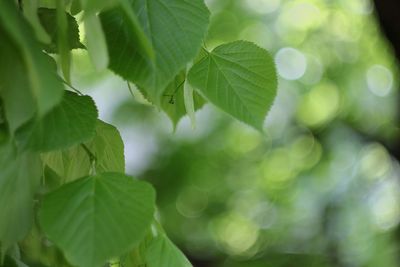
[61, 78, 84, 95]
[80, 144, 96, 162]
[126, 81, 135, 98]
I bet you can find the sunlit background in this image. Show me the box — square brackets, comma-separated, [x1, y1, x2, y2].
[71, 0, 400, 266]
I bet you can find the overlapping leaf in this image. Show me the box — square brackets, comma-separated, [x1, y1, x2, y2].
[16, 91, 98, 152]
[100, 0, 210, 104]
[145, 234, 192, 267]
[42, 120, 125, 183]
[38, 8, 84, 53]
[0, 1, 64, 131]
[38, 172, 156, 267]
[0, 137, 41, 250]
[41, 146, 91, 184]
[160, 72, 206, 128]
[188, 41, 277, 130]
[87, 120, 125, 173]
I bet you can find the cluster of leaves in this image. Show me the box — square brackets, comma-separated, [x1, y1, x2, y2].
[0, 0, 277, 266]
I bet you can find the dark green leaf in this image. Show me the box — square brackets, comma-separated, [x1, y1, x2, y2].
[38, 172, 156, 267]
[0, 1, 64, 132]
[16, 91, 98, 152]
[0, 137, 41, 250]
[38, 8, 84, 53]
[83, 13, 109, 70]
[188, 41, 278, 130]
[101, 0, 210, 104]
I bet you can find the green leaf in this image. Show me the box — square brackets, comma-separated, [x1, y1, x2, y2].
[56, 0, 72, 82]
[0, 1, 64, 132]
[87, 120, 125, 173]
[38, 8, 85, 53]
[80, 0, 119, 14]
[38, 172, 156, 267]
[160, 72, 205, 129]
[70, 0, 82, 15]
[100, 0, 210, 104]
[42, 146, 91, 184]
[84, 13, 109, 70]
[16, 91, 98, 152]
[188, 41, 278, 130]
[23, 0, 51, 44]
[0, 137, 41, 250]
[42, 120, 125, 183]
[145, 234, 192, 267]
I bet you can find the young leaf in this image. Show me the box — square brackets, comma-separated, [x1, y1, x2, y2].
[80, 0, 119, 14]
[38, 172, 156, 267]
[16, 91, 98, 152]
[145, 234, 192, 267]
[0, 138, 41, 250]
[42, 119, 125, 183]
[38, 8, 85, 53]
[0, 1, 64, 132]
[183, 81, 197, 129]
[41, 146, 91, 184]
[84, 13, 109, 70]
[86, 120, 125, 173]
[188, 41, 278, 130]
[160, 72, 205, 129]
[100, 0, 210, 104]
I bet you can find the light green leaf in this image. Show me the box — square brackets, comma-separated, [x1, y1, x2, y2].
[70, 0, 82, 15]
[41, 146, 90, 184]
[160, 72, 205, 129]
[16, 91, 98, 152]
[188, 41, 277, 130]
[38, 7, 85, 53]
[38, 172, 156, 267]
[84, 13, 109, 70]
[56, 0, 72, 82]
[80, 0, 119, 14]
[87, 120, 125, 173]
[0, 137, 41, 250]
[0, 1, 64, 132]
[42, 119, 125, 183]
[100, 0, 210, 104]
[183, 80, 196, 129]
[145, 234, 192, 267]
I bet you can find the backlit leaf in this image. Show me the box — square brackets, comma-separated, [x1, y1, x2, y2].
[145, 234, 192, 267]
[100, 0, 210, 104]
[188, 41, 277, 130]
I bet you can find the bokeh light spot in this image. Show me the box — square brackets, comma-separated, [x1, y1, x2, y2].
[366, 65, 393, 97]
[275, 47, 307, 80]
[297, 83, 340, 127]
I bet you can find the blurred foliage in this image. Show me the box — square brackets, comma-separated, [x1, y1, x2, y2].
[69, 0, 400, 266]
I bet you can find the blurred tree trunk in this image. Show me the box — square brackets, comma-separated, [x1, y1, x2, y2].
[374, 0, 400, 62]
